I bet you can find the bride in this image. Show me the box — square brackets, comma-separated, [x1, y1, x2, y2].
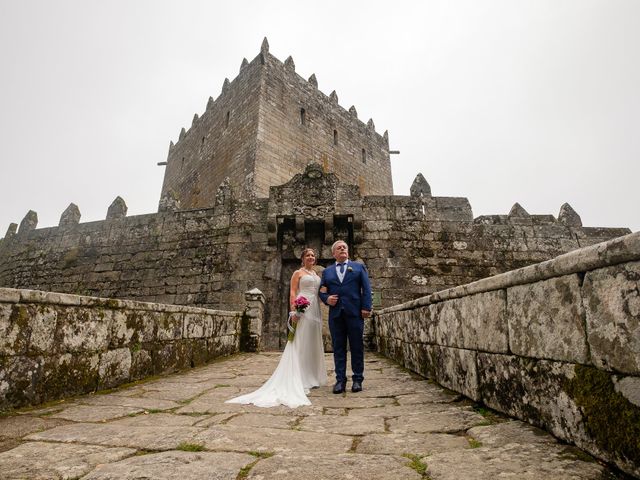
[226, 248, 328, 408]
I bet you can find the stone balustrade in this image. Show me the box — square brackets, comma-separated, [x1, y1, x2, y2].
[374, 231, 640, 477]
[0, 288, 265, 411]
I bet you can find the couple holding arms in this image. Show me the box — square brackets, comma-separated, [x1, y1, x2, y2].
[227, 240, 372, 408]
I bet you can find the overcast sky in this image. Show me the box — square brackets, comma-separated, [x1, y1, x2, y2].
[1, 0, 638, 236]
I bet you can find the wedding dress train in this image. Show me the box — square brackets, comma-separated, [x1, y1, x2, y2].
[226, 274, 328, 408]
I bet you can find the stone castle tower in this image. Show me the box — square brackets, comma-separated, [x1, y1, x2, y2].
[159, 38, 393, 210]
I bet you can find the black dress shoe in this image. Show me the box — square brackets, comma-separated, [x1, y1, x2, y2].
[351, 381, 363, 393]
[333, 381, 346, 394]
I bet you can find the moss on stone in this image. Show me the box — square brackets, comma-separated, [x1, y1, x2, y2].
[176, 442, 205, 452]
[40, 354, 99, 402]
[565, 365, 640, 466]
[402, 453, 429, 476]
[61, 247, 80, 268]
[467, 438, 482, 448]
[104, 299, 120, 309]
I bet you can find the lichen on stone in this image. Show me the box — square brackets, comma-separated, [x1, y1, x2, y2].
[564, 364, 640, 467]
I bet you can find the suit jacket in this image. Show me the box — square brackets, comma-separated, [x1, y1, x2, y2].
[319, 260, 372, 321]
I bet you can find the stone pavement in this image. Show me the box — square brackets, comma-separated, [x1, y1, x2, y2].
[0, 352, 622, 479]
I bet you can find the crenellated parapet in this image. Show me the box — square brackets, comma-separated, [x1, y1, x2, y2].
[0, 165, 631, 349]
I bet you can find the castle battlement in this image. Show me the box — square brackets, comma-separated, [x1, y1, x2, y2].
[175, 38, 389, 153]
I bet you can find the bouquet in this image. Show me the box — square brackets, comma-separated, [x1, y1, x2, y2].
[287, 295, 311, 342]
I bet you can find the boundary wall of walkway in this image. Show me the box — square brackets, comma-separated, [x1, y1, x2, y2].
[374, 232, 640, 477]
[0, 288, 264, 411]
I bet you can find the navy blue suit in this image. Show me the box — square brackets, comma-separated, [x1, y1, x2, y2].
[319, 260, 372, 384]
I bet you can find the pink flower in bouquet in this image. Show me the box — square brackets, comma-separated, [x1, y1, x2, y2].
[288, 295, 310, 342]
[294, 295, 310, 313]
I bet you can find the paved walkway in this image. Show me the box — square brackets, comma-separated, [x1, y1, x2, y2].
[0, 352, 620, 479]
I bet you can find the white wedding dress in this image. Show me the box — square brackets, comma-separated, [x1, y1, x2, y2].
[226, 274, 328, 408]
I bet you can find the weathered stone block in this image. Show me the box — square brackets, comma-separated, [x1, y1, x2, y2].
[153, 341, 189, 374]
[55, 307, 111, 353]
[0, 288, 20, 303]
[98, 348, 132, 388]
[0, 304, 29, 355]
[0, 355, 44, 409]
[400, 341, 434, 379]
[474, 291, 509, 351]
[476, 351, 640, 477]
[27, 305, 58, 354]
[614, 376, 640, 407]
[434, 291, 508, 352]
[434, 300, 464, 348]
[110, 310, 156, 348]
[214, 314, 239, 337]
[477, 353, 587, 446]
[432, 345, 479, 401]
[564, 366, 640, 477]
[130, 348, 153, 381]
[184, 313, 213, 339]
[188, 338, 209, 366]
[507, 274, 588, 363]
[583, 261, 640, 374]
[39, 352, 99, 404]
[207, 336, 236, 358]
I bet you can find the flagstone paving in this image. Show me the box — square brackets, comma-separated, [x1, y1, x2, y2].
[0, 352, 625, 479]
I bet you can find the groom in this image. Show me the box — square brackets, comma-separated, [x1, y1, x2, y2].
[319, 240, 372, 394]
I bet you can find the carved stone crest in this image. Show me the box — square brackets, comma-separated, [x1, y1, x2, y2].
[273, 163, 338, 219]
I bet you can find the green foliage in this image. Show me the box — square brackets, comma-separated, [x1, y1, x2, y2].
[176, 442, 205, 452]
[237, 460, 259, 479]
[237, 452, 274, 479]
[248, 451, 274, 458]
[135, 449, 158, 456]
[402, 453, 429, 477]
[467, 438, 482, 448]
[472, 403, 503, 425]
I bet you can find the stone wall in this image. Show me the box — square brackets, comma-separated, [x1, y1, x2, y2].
[373, 232, 640, 477]
[255, 43, 392, 197]
[358, 193, 630, 308]
[0, 287, 250, 411]
[0, 200, 272, 311]
[0, 165, 630, 350]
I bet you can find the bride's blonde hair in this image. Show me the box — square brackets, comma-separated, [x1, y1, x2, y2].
[300, 247, 317, 266]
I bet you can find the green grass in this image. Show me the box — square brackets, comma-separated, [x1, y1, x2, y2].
[467, 438, 482, 448]
[237, 452, 275, 479]
[135, 449, 158, 456]
[472, 404, 503, 425]
[402, 453, 429, 477]
[237, 463, 256, 479]
[248, 451, 274, 459]
[176, 442, 205, 452]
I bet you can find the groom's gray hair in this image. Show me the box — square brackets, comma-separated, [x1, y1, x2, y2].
[331, 240, 348, 252]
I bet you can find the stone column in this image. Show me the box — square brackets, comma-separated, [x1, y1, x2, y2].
[242, 288, 265, 352]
